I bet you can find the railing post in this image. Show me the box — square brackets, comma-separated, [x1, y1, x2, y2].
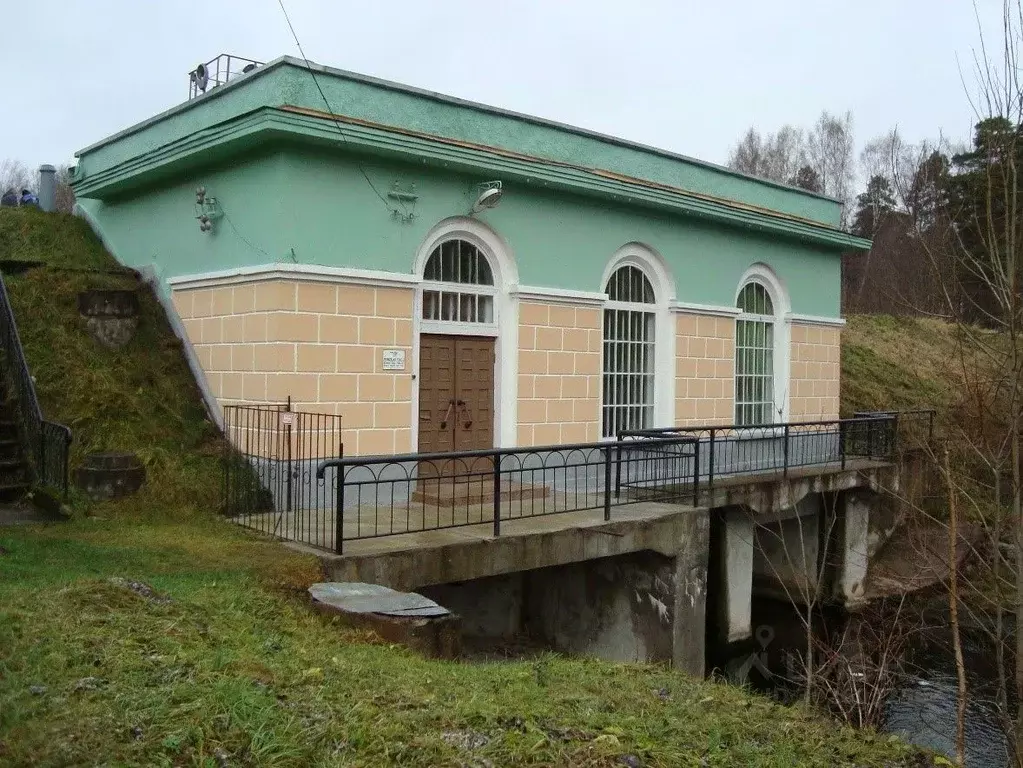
[334, 463, 345, 555]
[285, 397, 293, 515]
[492, 454, 502, 537]
[707, 428, 716, 496]
[604, 444, 613, 521]
[614, 433, 623, 500]
[839, 420, 847, 470]
[38, 435, 46, 490]
[890, 412, 900, 459]
[783, 424, 790, 477]
[692, 439, 700, 506]
[63, 432, 71, 498]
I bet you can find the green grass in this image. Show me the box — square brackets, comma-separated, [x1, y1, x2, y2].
[0, 207, 115, 271]
[0, 208, 930, 765]
[0, 519, 926, 767]
[841, 314, 956, 416]
[0, 207, 221, 518]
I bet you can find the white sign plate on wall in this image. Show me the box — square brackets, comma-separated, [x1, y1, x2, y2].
[381, 349, 406, 371]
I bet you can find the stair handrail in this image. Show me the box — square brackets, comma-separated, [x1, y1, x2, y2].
[0, 271, 72, 496]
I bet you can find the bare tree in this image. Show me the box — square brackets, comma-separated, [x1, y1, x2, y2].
[861, 2, 1023, 761]
[806, 111, 856, 227]
[728, 125, 807, 185]
[55, 164, 75, 214]
[728, 111, 856, 225]
[0, 159, 31, 196]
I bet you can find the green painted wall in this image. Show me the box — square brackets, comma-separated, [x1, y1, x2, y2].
[76, 58, 841, 228]
[77, 146, 840, 317]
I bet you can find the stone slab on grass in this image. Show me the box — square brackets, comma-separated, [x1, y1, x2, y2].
[309, 581, 461, 659]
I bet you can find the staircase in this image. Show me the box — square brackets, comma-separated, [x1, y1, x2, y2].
[0, 273, 71, 501]
[0, 378, 30, 501]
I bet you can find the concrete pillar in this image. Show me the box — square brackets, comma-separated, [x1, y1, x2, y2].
[672, 508, 710, 676]
[718, 507, 754, 644]
[752, 495, 823, 602]
[836, 491, 871, 606]
[524, 552, 677, 665]
[38, 165, 56, 212]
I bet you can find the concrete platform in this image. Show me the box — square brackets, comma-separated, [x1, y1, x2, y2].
[274, 498, 697, 587]
[242, 489, 612, 555]
[244, 459, 893, 565]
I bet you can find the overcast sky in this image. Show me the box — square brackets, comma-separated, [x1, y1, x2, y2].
[4, 1, 1006, 181]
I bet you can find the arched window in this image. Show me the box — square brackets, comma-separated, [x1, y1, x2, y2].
[735, 281, 776, 425]
[421, 239, 496, 324]
[602, 265, 656, 437]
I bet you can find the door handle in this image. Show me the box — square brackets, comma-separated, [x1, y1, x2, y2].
[439, 399, 455, 430]
[457, 400, 473, 429]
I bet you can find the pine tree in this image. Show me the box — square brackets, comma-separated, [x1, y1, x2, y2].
[851, 175, 897, 237]
[946, 117, 1023, 324]
[791, 165, 822, 193]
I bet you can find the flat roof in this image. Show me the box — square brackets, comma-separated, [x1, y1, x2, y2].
[77, 55, 839, 206]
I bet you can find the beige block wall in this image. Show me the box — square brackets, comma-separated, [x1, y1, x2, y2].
[789, 323, 841, 421]
[517, 301, 602, 446]
[172, 279, 414, 456]
[675, 313, 735, 426]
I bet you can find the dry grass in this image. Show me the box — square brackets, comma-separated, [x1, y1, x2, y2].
[841, 315, 960, 416]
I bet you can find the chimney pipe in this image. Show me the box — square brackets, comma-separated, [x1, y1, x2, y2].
[38, 165, 56, 213]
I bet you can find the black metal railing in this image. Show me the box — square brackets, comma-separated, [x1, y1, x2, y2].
[225, 411, 930, 555]
[619, 412, 933, 500]
[222, 401, 343, 541]
[853, 409, 936, 451]
[311, 437, 698, 554]
[0, 272, 71, 496]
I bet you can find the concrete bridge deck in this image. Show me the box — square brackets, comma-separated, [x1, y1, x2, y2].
[269, 458, 892, 584]
[257, 457, 903, 677]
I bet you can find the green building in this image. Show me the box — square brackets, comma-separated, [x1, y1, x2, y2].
[72, 55, 865, 457]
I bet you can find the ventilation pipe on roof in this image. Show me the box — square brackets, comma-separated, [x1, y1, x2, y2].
[37, 165, 56, 213]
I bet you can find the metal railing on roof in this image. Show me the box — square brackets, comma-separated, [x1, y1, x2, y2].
[188, 54, 263, 100]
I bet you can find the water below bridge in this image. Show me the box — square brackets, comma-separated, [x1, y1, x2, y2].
[738, 597, 1013, 767]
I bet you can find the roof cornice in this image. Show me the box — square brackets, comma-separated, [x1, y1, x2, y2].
[73, 106, 870, 252]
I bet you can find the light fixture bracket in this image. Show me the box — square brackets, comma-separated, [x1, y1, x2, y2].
[194, 186, 222, 233]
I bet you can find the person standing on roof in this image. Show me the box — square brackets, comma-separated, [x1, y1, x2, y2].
[19, 189, 39, 207]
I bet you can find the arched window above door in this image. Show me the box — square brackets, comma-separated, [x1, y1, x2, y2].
[421, 239, 496, 324]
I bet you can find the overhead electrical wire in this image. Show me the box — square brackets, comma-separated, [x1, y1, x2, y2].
[276, 0, 397, 215]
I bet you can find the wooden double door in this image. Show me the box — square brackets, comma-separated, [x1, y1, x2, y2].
[417, 335, 495, 466]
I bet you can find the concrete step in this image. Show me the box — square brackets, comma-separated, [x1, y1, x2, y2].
[411, 478, 551, 507]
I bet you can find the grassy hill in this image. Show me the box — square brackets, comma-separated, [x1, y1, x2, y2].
[0, 207, 220, 517]
[841, 314, 956, 416]
[0, 208, 929, 766]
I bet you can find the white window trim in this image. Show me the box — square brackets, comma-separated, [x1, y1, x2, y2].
[599, 244, 675, 438]
[411, 218, 519, 451]
[734, 263, 791, 425]
[420, 277, 498, 330]
[419, 320, 499, 338]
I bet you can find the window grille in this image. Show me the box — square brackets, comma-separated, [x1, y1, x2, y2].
[602, 265, 656, 437]
[421, 239, 495, 324]
[735, 281, 775, 425]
